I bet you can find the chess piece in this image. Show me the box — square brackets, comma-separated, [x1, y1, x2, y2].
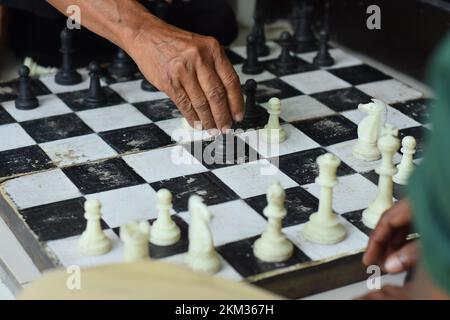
[141, 79, 159, 92]
[362, 125, 401, 229]
[292, 0, 316, 53]
[313, 29, 334, 67]
[212, 132, 234, 165]
[78, 199, 112, 256]
[352, 99, 387, 161]
[150, 189, 181, 246]
[55, 27, 82, 85]
[302, 153, 347, 245]
[84, 61, 106, 107]
[108, 48, 138, 79]
[276, 31, 296, 73]
[120, 220, 151, 262]
[24, 57, 57, 77]
[15, 65, 39, 110]
[185, 195, 221, 274]
[393, 136, 416, 185]
[242, 33, 264, 75]
[240, 79, 266, 128]
[253, 182, 293, 262]
[252, 11, 270, 57]
[262, 97, 286, 144]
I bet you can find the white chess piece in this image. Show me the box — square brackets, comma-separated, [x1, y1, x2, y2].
[185, 195, 221, 274]
[78, 199, 112, 256]
[362, 124, 400, 229]
[393, 136, 416, 185]
[262, 97, 286, 144]
[253, 181, 293, 262]
[120, 220, 150, 262]
[352, 99, 387, 161]
[302, 153, 347, 245]
[150, 189, 181, 246]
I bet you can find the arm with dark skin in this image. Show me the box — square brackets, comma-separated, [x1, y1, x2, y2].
[47, 0, 244, 132]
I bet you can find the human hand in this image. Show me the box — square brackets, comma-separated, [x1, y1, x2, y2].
[356, 283, 413, 300]
[363, 199, 419, 273]
[127, 19, 244, 132]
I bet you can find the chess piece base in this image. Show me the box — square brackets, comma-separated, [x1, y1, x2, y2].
[313, 55, 335, 67]
[352, 142, 381, 161]
[362, 201, 391, 229]
[55, 70, 82, 86]
[15, 97, 39, 110]
[108, 62, 137, 79]
[83, 96, 106, 108]
[393, 166, 414, 185]
[253, 234, 293, 263]
[78, 232, 112, 256]
[150, 222, 181, 246]
[141, 79, 159, 92]
[302, 212, 347, 245]
[242, 63, 263, 75]
[185, 252, 221, 275]
[262, 127, 286, 144]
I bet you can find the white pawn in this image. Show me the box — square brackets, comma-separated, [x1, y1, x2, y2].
[262, 97, 286, 144]
[150, 189, 181, 246]
[185, 195, 221, 274]
[120, 220, 150, 262]
[393, 136, 416, 185]
[78, 199, 112, 256]
[352, 99, 387, 161]
[253, 181, 293, 262]
[302, 153, 347, 245]
[362, 124, 400, 229]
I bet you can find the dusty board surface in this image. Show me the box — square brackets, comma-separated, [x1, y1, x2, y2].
[0, 41, 432, 298]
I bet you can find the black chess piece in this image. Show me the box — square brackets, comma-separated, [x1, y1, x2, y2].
[240, 79, 265, 128]
[55, 27, 82, 85]
[141, 79, 159, 92]
[252, 11, 270, 57]
[242, 34, 263, 75]
[108, 48, 138, 79]
[84, 61, 106, 107]
[15, 65, 39, 110]
[292, 0, 317, 53]
[276, 31, 296, 73]
[313, 29, 334, 67]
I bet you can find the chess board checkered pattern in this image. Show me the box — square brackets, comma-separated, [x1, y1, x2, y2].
[0, 41, 432, 284]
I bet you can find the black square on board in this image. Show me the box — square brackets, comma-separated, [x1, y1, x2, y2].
[341, 210, 373, 237]
[311, 87, 373, 112]
[133, 99, 181, 122]
[276, 147, 355, 185]
[0, 105, 15, 125]
[0, 78, 51, 103]
[217, 235, 310, 278]
[391, 99, 433, 124]
[63, 158, 145, 194]
[292, 115, 357, 146]
[225, 49, 245, 65]
[57, 86, 126, 112]
[399, 126, 430, 159]
[20, 113, 93, 143]
[328, 64, 391, 86]
[253, 78, 303, 104]
[20, 197, 109, 242]
[245, 186, 319, 228]
[150, 172, 239, 212]
[99, 123, 174, 153]
[0, 145, 55, 178]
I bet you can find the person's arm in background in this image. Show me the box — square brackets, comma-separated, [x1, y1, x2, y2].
[46, 0, 244, 132]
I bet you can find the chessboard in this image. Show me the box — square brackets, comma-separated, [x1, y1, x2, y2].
[0, 40, 431, 299]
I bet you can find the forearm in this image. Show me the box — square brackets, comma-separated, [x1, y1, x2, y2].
[46, 0, 160, 51]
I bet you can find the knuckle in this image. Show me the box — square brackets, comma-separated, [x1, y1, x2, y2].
[222, 71, 240, 87]
[173, 93, 192, 111]
[169, 58, 187, 76]
[193, 101, 210, 114]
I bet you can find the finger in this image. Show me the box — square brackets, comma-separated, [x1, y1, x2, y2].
[197, 64, 233, 133]
[383, 241, 419, 273]
[214, 45, 245, 122]
[166, 80, 199, 127]
[363, 199, 412, 266]
[180, 69, 216, 130]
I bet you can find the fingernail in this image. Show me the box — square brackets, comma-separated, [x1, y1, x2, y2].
[221, 124, 231, 134]
[384, 256, 402, 273]
[234, 112, 244, 122]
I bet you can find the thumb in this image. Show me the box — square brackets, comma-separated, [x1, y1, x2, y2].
[383, 241, 419, 274]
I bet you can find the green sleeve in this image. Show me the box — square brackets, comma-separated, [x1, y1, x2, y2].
[407, 34, 450, 294]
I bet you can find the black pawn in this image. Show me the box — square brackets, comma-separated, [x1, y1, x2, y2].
[313, 29, 334, 67]
[108, 48, 138, 79]
[252, 12, 270, 57]
[242, 34, 263, 75]
[292, 0, 317, 53]
[84, 61, 106, 107]
[55, 27, 82, 85]
[240, 79, 265, 128]
[15, 65, 39, 110]
[276, 31, 296, 72]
